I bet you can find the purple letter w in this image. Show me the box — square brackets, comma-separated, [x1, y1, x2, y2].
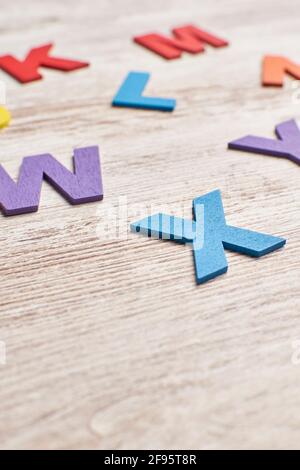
[0, 146, 103, 216]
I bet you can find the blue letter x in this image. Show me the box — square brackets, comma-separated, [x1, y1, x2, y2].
[131, 190, 286, 284]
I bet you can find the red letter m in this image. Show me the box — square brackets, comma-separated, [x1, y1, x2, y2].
[134, 24, 228, 60]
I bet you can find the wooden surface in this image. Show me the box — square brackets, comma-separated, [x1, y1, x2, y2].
[0, 0, 299, 450]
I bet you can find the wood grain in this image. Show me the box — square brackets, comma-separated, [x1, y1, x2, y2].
[0, 0, 299, 450]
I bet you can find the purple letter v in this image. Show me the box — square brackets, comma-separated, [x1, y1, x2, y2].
[228, 119, 300, 166]
[0, 146, 103, 216]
